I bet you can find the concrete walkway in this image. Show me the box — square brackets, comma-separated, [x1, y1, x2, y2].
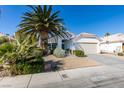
[0, 54, 124, 88]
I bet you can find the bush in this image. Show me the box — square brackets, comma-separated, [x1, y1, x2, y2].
[74, 50, 86, 57]
[0, 34, 45, 76]
[0, 44, 44, 75]
[31, 48, 43, 57]
[9, 56, 44, 75]
[0, 43, 13, 56]
[65, 49, 71, 55]
[53, 47, 66, 58]
[118, 53, 124, 56]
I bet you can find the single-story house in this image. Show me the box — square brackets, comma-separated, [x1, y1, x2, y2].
[48, 31, 75, 50]
[48, 32, 124, 54]
[48, 32, 101, 54]
[99, 33, 124, 53]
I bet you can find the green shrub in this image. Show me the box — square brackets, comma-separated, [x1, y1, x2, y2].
[53, 47, 66, 58]
[65, 49, 71, 55]
[22, 64, 32, 74]
[0, 42, 13, 57]
[74, 50, 86, 57]
[9, 58, 44, 75]
[0, 60, 3, 64]
[9, 63, 30, 75]
[31, 48, 43, 57]
[118, 52, 124, 56]
[0, 43, 44, 75]
[0, 34, 44, 76]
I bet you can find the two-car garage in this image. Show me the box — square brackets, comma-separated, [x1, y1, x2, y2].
[78, 43, 98, 54]
[73, 33, 100, 54]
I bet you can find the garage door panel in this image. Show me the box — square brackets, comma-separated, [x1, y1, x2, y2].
[79, 43, 97, 54]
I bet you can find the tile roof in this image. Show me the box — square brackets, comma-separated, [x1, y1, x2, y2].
[101, 33, 124, 43]
[74, 32, 101, 41]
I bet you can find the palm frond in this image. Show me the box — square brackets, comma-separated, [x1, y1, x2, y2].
[18, 5, 70, 48]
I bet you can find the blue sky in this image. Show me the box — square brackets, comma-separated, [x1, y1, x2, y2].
[0, 5, 124, 36]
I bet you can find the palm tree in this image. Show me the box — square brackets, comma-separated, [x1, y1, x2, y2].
[18, 5, 69, 51]
[104, 32, 110, 43]
[104, 32, 110, 37]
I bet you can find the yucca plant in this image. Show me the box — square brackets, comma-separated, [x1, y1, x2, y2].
[0, 32, 44, 75]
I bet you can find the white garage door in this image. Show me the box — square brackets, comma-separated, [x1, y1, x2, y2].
[79, 43, 97, 54]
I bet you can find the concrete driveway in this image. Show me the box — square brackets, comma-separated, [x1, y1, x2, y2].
[1, 54, 124, 88]
[88, 54, 124, 65]
[88, 54, 124, 70]
[41, 54, 124, 88]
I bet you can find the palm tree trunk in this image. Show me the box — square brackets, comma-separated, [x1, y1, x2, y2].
[38, 31, 48, 54]
[38, 36, 42, 48]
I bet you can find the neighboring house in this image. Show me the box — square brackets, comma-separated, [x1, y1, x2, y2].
[100, 33, 124, 53]
[0, 32, 14, 42]
[0, 32, 4, 37]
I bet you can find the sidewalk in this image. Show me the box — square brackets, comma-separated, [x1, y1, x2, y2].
[0, 71, 62, 88]
[0, 64, 124, 88]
